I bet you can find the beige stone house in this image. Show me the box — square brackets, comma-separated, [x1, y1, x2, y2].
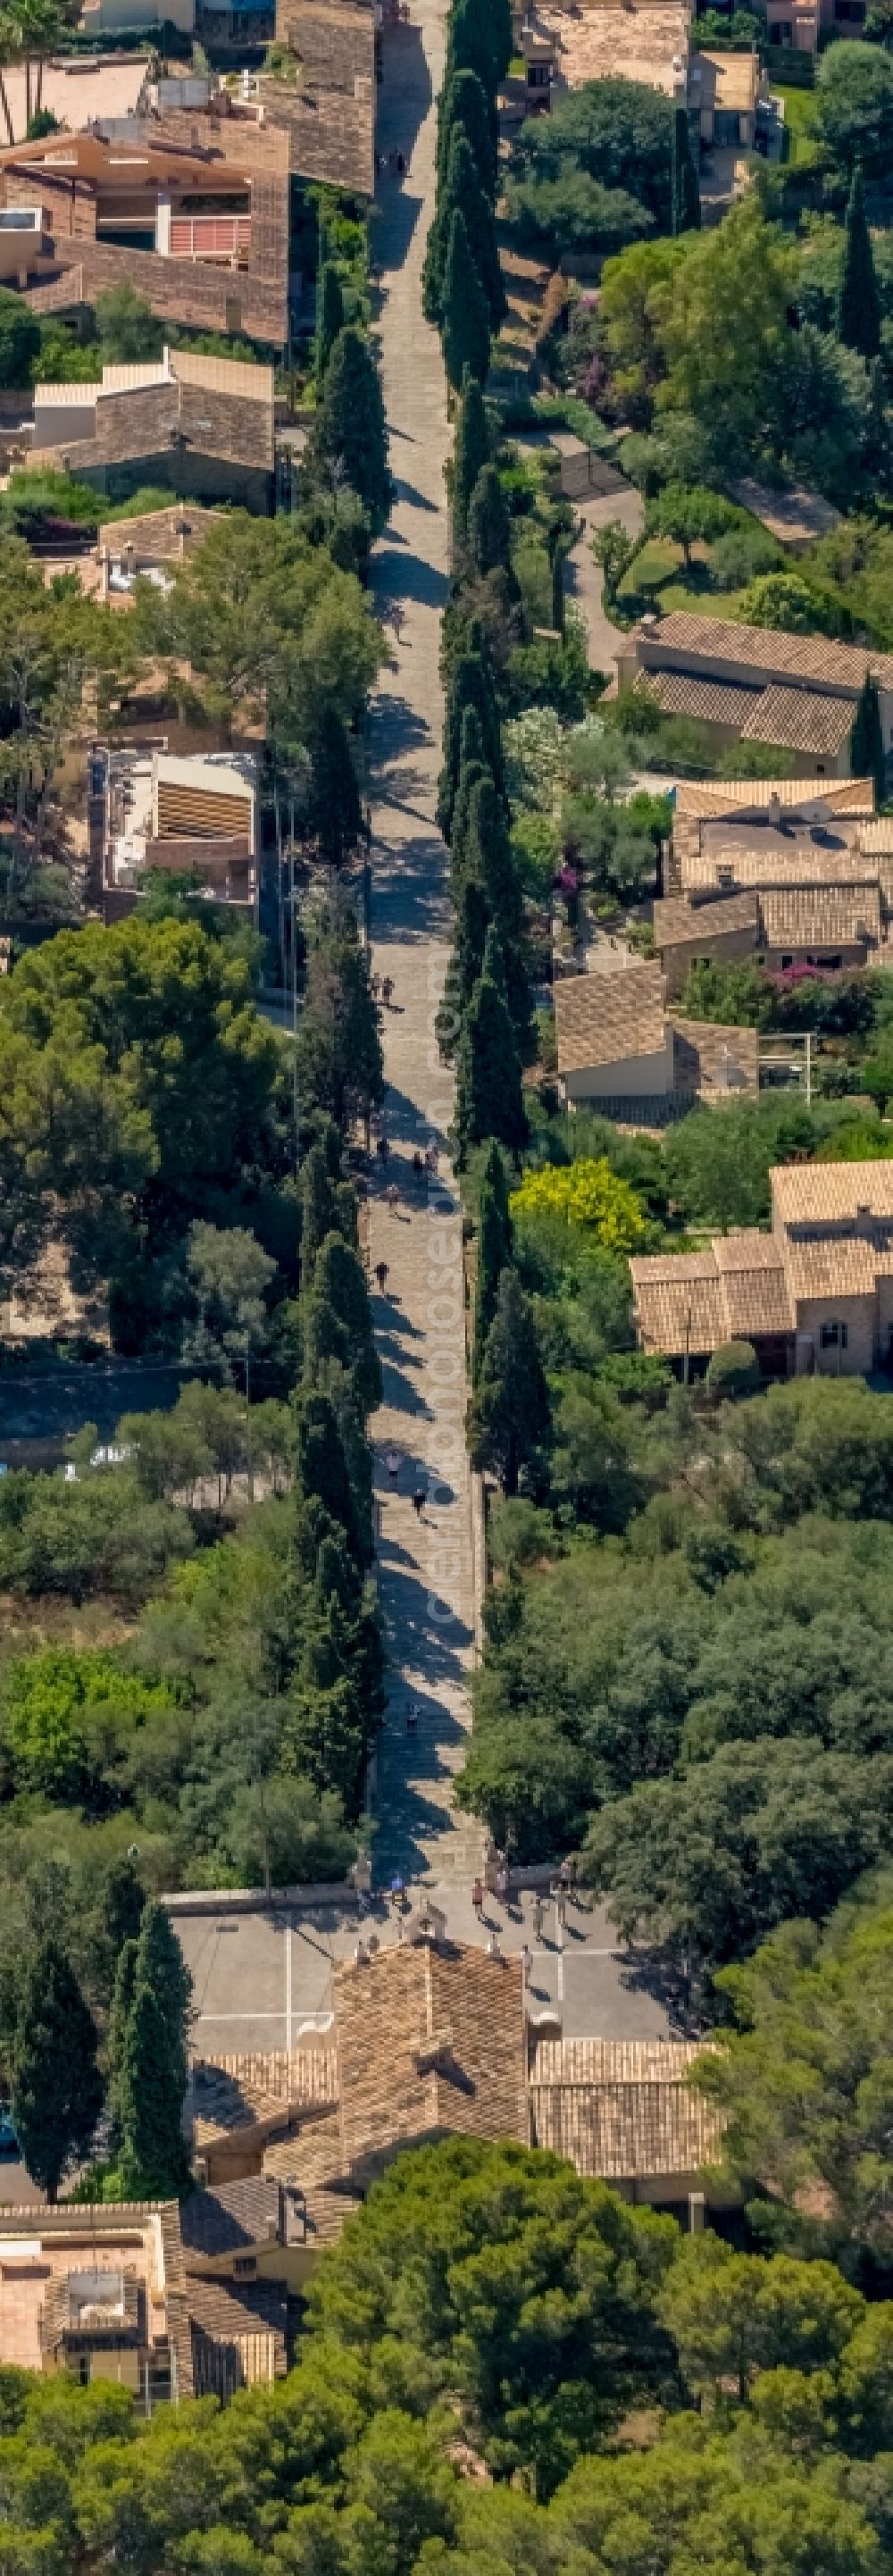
[655, 777, 893, 985]
[630, 1159, 893, 1378]
[554, 956, 758, 1119]
[96, 746, 258, 921]
[16, 349, 275, 512]
[617, 611, 893, 780]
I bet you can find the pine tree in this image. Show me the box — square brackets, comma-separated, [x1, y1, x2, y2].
[314, 326, 392, 536]
[308, 708, 363, 873]
[455, 961, 527, 1162]
[11, 1941, 103, 2201]
[113, 1903, 192, 2197]
[467, 462, 512, 577]
[437, 65, 497, 200]
[424, 130, 505, 331]
[441, 210, 491, 393]
[838, 171, 880, 361]
[438, 648, 502, 836]
[452, 372, 490, 550]
[467, 1267, 550, 1495]
[436, 873, 488, 1059]
[672, 104, 700, 236]
[315, 260, 345, 381]
[850, 671, 886, 804]
[474, 1138, 513, 1373]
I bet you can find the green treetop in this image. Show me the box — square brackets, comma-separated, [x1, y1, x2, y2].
[445, 0, 501, 106]
[838, 171, 881, 359]
[467, 463, 513, 577]
[315, 260, 346, 381]
[437, 64, 498, 199]
[467, 1267, 550, 1496]
[436, 874, 489, 1062]
[314, 326, 392, 538]
[304, 1232, 381, 1419]
[441, 209, 491, 392]
[452, 372, 490, 548]
[11, 1940, 103, 2201]
[455, 963, 528, 1163]
[425, 130, 505, 330]
[850, 671, 886, 806]
[438, 648, 503, 836]
[307, 707, 363, 873]
[473, 1137, 513, 1373]
[113, 1901, 192, 2198]
[672, 100, 701, 234]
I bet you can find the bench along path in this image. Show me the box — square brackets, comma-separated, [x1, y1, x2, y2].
[365, 0, 487, 1886]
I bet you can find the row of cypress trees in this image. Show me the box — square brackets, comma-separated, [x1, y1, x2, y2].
[423, 0, 510, 388]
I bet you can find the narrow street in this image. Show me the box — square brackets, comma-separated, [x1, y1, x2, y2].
[365, 0, 487, 1886]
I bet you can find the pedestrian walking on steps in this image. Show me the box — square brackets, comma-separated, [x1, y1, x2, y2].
[386, 1447, 401, 1486]
[406, 1703, 419, 1735]
[412, 1485, 426, 1520]
[376, 1133, 388, 1164]
[387, 1182, 398, 1215]
[472, 1877, 483, 1918]
[374, 1259, 389, 1293]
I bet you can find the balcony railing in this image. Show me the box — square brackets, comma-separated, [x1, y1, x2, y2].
[168, 217, 251, 263]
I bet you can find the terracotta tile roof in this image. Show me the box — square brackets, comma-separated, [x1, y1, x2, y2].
[187, 2274, 288, 2381]
[630, 1232, 791, 1353]
[529, 2039, 726, 2179]
[629, 1248, 730, 1355]
[740, 684, 855, 757]
[653, 891, 761, 947]
[682, 836, 880, 894]
[633, 609, 893, 695]
[860, 819, 893, 856]
[555, 962, 667, 1075]
[190, 2049, 338, 2154]
[784, 1236, 879, 1301]
[179, 2179, 280, 2261]
[334, 1936, 528, 2179]
[639, 669, 764, 730]
[263, 2111, 346, 2188]
[772, 1160, 893, 1225]
[758, 886, 881, 949]
[669, 1016, 760, 1098]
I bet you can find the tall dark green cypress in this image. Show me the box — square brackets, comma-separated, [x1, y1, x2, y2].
[455, 959, 527, 1160]
[436, 874, 489, 1059]
[11, 1942, 103, 2202]
[441, 209, 491, 393]
[314, 326, 392, 536]
[850, 671, 886, 805]
[445, 0, 498, 109]
[437, 65, 497, 200]
[838, 171, 880, 361]
[467, 462, 513, 576]
[315, 261, 345, 381]
[113, 1903, 192, 2198]
[671, 104, 700, 236]
[473, 1138, 513, 1374]
[308, 708, 363, 873]
[450, 756, 491, 896]
[438, 648, 503, 836]
[467, 1267, 550, 1497]
[424, 130, 505, 330]
[465, 774, 524, 952]
[452, 372, 490, 549]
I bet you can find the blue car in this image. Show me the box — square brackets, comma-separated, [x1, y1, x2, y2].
[0, 2112, 19, 2156]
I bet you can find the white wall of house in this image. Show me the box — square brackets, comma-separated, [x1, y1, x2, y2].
[563, 1033, 674, 1102]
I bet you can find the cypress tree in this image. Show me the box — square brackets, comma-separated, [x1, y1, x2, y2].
[300, 1142, 339, 1290]
[315, 260, 345, 381]
[304, 1233, 381, 1418]
[445, 0, 498, 110]
[467, 462, 513, 576]
[297, 1390, 359, 1545]
[114, 1903, 192, 2197]
[108, 1936, 138, 2147]
[87, 1853, 145, 2011]
[452, 372, 490, 548]
[455, 960, 527, 1161]
[465, 774, 524, 951]
[314, 326, 392, 536]
[467, 1267, 550, 1496]
[424, 130, 505, 331]
[450, 757, 490, 896]
[672, 104, 700, 236]
[307, 708, 363, 873]
[437, 65, 497, 200]
[850, 671, 886, 805]
[438, 648, 502, 836]
[441, 210, 491, 393]
[436, 873, 489, 1059]
[474, 1137, 513, 1373]
[11, 1941, 103, 2202]
[838, 171, 880, 361]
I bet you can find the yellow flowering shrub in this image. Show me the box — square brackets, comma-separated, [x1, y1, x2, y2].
[508, 1158, 647, 1252]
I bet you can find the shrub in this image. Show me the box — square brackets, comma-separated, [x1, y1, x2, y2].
[509, 1156, 647, 1251]
[705, 1338, 761, 1400]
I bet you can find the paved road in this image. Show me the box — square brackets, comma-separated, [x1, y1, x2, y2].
[564, 488, 644, 690]
[170, 1886, 678, 2056]
[363, 2, 487, 1887]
